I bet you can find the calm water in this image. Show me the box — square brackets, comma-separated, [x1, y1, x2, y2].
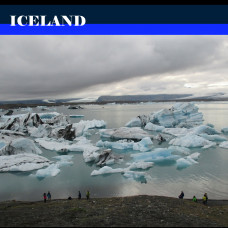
[0, 102, 228, 201]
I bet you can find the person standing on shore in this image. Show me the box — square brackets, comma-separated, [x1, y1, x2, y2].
[203, 193, 208, 205]
[86, 190, 90, 200]
[78, 191, 81, 200]
[47, 191, 51, 201]
[178, 191, 184, 199]
[43, 193, 47, 203]
[193, 195, 197, 202]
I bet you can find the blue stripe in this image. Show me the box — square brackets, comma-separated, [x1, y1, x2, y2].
[1, 24, 228, 35]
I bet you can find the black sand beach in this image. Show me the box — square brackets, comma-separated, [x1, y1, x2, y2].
[0, 195, 228, 227]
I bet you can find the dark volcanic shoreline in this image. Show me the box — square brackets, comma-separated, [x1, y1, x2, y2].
[0, 195, 228, 227]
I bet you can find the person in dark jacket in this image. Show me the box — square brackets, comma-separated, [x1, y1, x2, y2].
[78, 191, 81, 199]
[178, 191, 184, 199]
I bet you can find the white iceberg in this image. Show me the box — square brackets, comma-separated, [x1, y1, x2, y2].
[221, 127, 228, 134]
[125, 117, 142, 127]
[149, 102, 203, 128]
[131, 148, 180, 163]
[199, 133, 227, 142]
[126, 161, 154, 170]
[169, 134, 216, 149]
[34, 155, 74, 179]
[122, 170, 151, 182]
[168, 146, 191, 155]
[0, 153, 51, 172]
[0, 137, 42, 156]
[91, 166, 124, 176]
[145, 122, 165, 132]
[219, 141, 228, 149]
[96, 137, 153, 152]
[73, 119, 106, 137]
[99, 127, 152, 141]
[176, 158, 196, 170]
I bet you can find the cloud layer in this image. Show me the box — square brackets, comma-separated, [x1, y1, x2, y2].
[0, 35, 228, 100]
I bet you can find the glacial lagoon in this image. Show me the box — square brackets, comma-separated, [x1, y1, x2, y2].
[0, 102, 228, 201]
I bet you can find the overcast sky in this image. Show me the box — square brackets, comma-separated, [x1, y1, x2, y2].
[0, 35, 228, 101]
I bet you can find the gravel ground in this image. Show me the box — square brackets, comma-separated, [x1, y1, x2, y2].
[0, 195, 228, 227]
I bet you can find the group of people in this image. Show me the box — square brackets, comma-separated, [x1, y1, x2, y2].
[43, 191, 51, 203]
[43, 190, 90, 202]
[178, 191, 208, 205]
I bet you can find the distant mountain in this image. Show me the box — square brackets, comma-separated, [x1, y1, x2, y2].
[97, 94, 192, 102]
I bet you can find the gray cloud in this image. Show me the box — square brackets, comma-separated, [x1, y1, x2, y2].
[0, 35, 227, 100]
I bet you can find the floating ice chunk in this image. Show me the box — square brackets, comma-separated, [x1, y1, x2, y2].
[199, 134, 227, 142]
[131, 148, 180, 163]
[125, 117, 142, 127]
[169, 134, 216, 148]
[219, 141, 228, 149]
[149, 102, 203, 128]
[73, 119, 106, 137]
[35, 137, 100, 162]
[145, 122, 165, 132]
[96, 139, 134, 150]
[162, 128, 189, 137]
[126, 161, 154, 170]
[122, 170, 151, 182]
[0, 141, 5, 150]
[187, 152, 200, 161]
[0, 137, 42, 156]
[91, 166, 124, 176]
[176, 158, 194, 170]
[0, 154, 51, 172]
[97, 137, 153, 152]
[168, 146, 191, 155]
[35, 164, 60, 178]
[99, 127, 152, 141]
[191, 125, 220, 135]
[132, 137, 153, 152]
[34, 155, 74, 179]
[221, 127, 228, 134]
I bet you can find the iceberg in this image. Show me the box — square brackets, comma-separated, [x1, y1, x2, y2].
[162, 125, 220, 137]
[149, 102, 203, 128]
[0, 137, 42, 156]
[144, 122, 165, 132]
[168, 146, 191, 155]
[125, 117, 142, 127]
[0, 153, 51, 172]
[131, 148, 180, 163]
[34, 155, 74, 179]
[176, 158, 197, 170]
[199, 134, 227, 142]
[169, 134, 216, 148]
[96, 137, 153, 152]
[221, 127, 228, 134]
[122, 170, 151, 183]
[126, 161, 154, 170]
[35, 137, 100, 163]
[91, 166, 124, 176]
[73, 119, 106, 137]
[35, 164, 61, 179]
[99, 127, 152, 141]
[219, 141, 228, 149]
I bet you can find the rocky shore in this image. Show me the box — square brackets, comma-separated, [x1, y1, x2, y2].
[0, 195, 228, 227]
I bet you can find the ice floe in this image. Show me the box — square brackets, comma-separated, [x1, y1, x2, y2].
[0, 153, 51, 172]
[33, 155, 74, 179]
[0, 137, 42, 156]
[169, 134, 216, 149]
[73, 119, 106, 137]
[144, 122, 165, 132]
[99, 127, 152, 141]
[131, 148, 180, 163]
[221, 127, 228, 134]
[96, 137, 153, 152]
[219, 141, 228, 149]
